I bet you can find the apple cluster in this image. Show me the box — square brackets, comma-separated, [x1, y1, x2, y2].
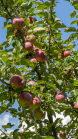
[12, 17, 47, 65]
[10, 74, 45, 120]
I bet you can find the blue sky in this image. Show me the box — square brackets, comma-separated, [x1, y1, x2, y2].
[0, 0, 78, 136]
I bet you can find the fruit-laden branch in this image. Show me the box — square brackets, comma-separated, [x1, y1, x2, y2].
[1, 0, 12, 19]
[47, 112, 58, 139]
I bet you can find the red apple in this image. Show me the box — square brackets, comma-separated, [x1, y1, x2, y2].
[25, 34, 36, 43]
[17, 92, 32, 107]
[55, 92, 66, 103]
[10, 74, 25, 88]
[33, 109, 45, 120]
[33, 46, 40, 51]
[27, 17, 34, 24]
[63, 50, 71, 58]
[29, 57, 37, 67]
[29, 57, 37, 63]
[74, 103, 78, 108]
[30, 96, 41, 109]
[23, 42, 33, 52]
[60, 131, 66, 138]
[35, 50, 47, 62]
[28, 81, 36, 85]
[14, 30, 24, 37]
[12, 17, 25, 30]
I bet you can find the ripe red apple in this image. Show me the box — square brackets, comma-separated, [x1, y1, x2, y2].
[17, 92, 32, 107]
[25, 34, 36, 43]
[60, 131, 66, 138]
[29, 57, 37, 67]
[10, 74, 25, 88]
[55, 92, 66, 103]
[63, 50, 71, 58]
[27, 17, 34, 24]
[33, 46, 40, 51]
[33, 109, 45, 120]
[14, 30, 24, 37]
[74, 103, 78, 108]
[23, 42, 33, 52]
[29, 57, 37, 63]
[12, 17, 25, 30]
[30, 96, 41, 109]
[28, 80, 36, 85]
[35, 50, 47, 62]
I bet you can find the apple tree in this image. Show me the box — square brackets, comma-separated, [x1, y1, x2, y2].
[0, 0, 78, 139]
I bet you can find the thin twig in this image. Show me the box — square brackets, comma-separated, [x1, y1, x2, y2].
[0, 129, 8, 136]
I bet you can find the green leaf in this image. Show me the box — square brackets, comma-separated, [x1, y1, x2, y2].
[74, 89, 78, 96]
[76, 14, 78, 18]
[3, 24, 12, 29]
[33, 27, 45, 34]
[42, 137, 54, 139]
[70, 11, 76, 18]
[56, 80, 63, 85]
[76, 96, 78, 103]
[2, 123, 14, 129]
[64, 0, 70, 1]
[54, 22, 66, 28]
[73, 81, 78, 86]
[2, 54, 8, 63]
[29, 8, 35, 14]
[71, 20, 78, 25]
[64, 27, 76, 32]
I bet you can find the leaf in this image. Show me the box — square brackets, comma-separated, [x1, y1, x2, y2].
[71, 20, 78, 25]
[64, 27, 76, 32]
[29, 8, 35, 14]
[73, 81, 78, 86]
[33, 27, 45, 34]
[74, 89, 78, 96]
[72, 1, 78, 10]
[3, 24, 12, 29]
[54, 22, 66, 28]
[64, 0, 70, 1]
[76, 96, 78, 103]
[70, 11, 76, 18]
[42, 137, 54, 139]
[56, 80, 63, 85]
[2, 123, 14, 129]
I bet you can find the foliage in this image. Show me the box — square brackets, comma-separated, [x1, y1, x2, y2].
[0, 0, 78, 139]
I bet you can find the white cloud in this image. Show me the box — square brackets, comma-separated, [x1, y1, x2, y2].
[0, 114, 12, 126]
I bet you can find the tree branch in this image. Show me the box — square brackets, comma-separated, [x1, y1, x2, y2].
[0, 78, 10, 86]
[0, 128, 8, 137]
[47, 112, 58, 139]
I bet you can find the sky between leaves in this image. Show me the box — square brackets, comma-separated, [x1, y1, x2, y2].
[0, 0, 78, 136]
